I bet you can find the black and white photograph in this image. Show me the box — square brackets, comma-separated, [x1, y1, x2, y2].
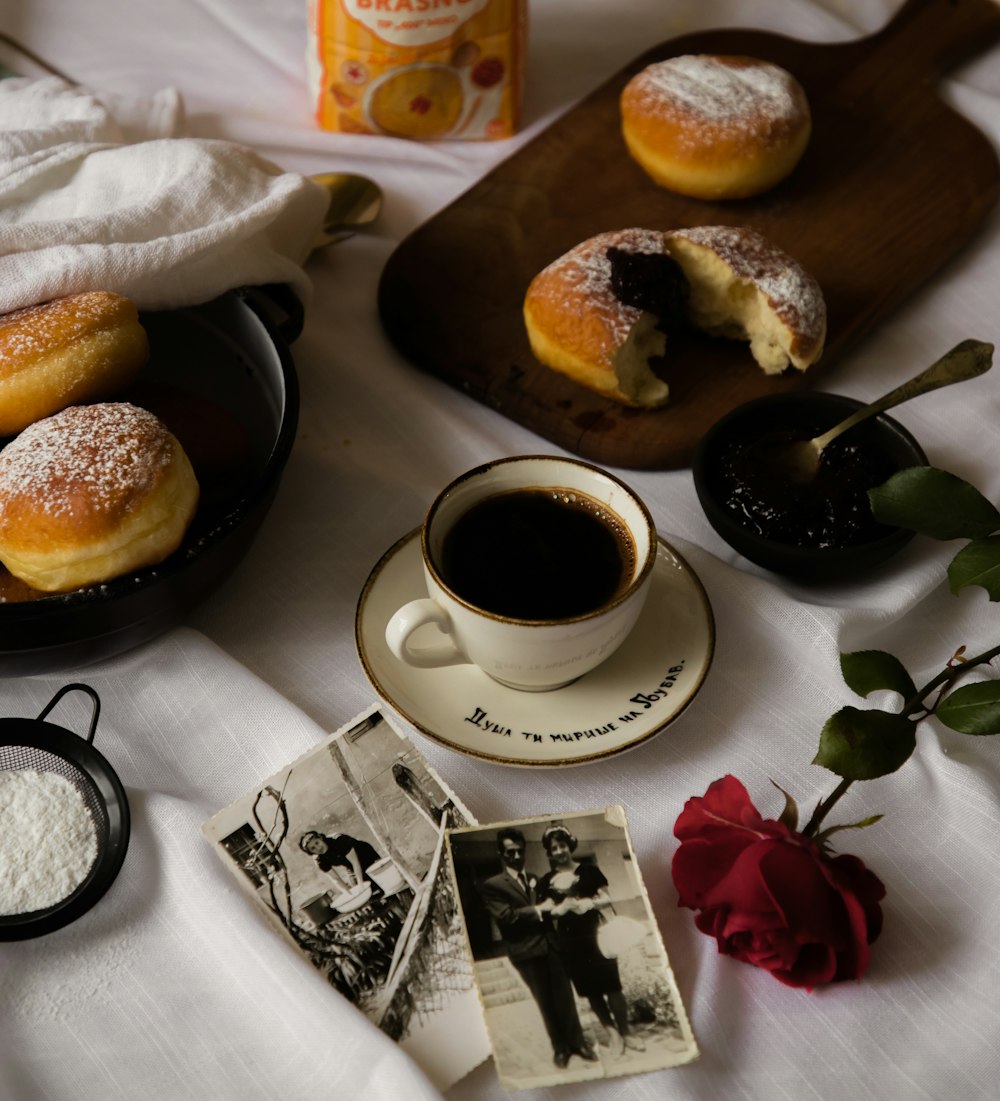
[202, 705, 489, 1088]
[447, 807, 699, 1091]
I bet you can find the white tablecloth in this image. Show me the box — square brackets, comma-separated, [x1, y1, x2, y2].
[1, 1, 999, 1099]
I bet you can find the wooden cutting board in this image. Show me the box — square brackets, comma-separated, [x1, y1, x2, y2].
[377, 0, 1000, 470]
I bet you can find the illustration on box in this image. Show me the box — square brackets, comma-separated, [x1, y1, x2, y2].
[308, 0, 526, 140]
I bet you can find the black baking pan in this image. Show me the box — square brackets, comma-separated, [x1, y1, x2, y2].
[0, 284, 301, 677]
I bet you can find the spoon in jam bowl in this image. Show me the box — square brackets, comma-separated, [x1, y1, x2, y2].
[310, 172, 383, 247]
[778, 338, 994, 484]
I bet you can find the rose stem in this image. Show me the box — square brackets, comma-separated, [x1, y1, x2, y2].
[802, 642, 1000, 839]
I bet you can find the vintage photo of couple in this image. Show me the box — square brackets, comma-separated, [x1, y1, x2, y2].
[447, 807, 698, 1090]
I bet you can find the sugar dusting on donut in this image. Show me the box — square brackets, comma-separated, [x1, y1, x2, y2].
[529, 228, 667, 347]
[670, 225, 824, 349]
[627, 56, 801, 145]
[0, 292, 131, 367]
[0, 292, 150, 438]
[621, 55, 811, 199]
[0, 403, 174, 521]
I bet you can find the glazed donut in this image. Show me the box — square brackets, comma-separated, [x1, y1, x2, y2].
[523, 227, 686, 408]
[0, 403, 199, 592]
[664, 224, 826, 373]
[0, 291, 149, 437]
[620, 55, 811, 200]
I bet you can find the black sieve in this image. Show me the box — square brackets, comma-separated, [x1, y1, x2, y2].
[0, 684, 130, 940]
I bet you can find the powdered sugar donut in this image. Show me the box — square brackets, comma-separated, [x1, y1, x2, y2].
[523, 227, 688, 408]
[0, 403, 199, 592]
[620, 55, 811, 200]
[0, 292, 149, 437]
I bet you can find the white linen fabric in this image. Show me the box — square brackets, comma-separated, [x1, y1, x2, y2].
[0, 77, 328, 313]
[1, 1, 999, 1100]
[0, 630, 443, 1101]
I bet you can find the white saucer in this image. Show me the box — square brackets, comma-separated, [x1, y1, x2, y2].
[355, 529, 715, 767]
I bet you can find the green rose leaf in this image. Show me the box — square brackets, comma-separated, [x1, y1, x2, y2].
[868, 468, 1000, 540]
[841, 650, 917, 702]
[814, 706, 917, 779]
[947, 536, 1000, 600]
[936, 681, 1000, 735]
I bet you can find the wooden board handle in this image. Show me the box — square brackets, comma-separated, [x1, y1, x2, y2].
[868, 0, 1000, 77]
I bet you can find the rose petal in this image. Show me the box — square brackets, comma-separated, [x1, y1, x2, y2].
[698, 841, 794, 916]
[756, 842, 846, 945]
[757, 842, 882, 985]
[693, 906, 729, 940]
[739, 930, 801, 974]
[673, 834, 758, 905]
[827, 853, 886, 941]
[772, 942, 838, 991]
[674, 776, 766, 839]
[823, 855, 885, 979]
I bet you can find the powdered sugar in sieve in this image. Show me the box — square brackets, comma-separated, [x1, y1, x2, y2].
[0, 684, 128, 938]
[0, 765, 100, 915]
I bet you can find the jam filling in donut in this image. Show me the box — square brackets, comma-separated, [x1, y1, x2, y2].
[606, 247, 690, 331]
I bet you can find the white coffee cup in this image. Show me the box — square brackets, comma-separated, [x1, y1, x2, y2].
[384, 455, 657, 691]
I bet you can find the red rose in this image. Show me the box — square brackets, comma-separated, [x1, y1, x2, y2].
[672, 775, 885, 991]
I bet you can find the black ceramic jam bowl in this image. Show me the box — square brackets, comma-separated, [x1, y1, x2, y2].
[693, 391, 928, 582]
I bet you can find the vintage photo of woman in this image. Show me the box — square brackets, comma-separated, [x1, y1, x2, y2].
[203, 706, 489, 1088]
[447, 807, 699, 1091]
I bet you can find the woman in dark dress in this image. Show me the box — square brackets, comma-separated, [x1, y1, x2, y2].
[537, 823, 645, 1056]
[299, 830, 383, 895]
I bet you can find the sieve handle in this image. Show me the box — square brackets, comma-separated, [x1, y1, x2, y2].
[36, 683, 101, 744]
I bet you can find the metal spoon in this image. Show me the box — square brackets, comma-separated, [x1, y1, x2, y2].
[780, 338, 994, 483]
[310, 172, 383, 247]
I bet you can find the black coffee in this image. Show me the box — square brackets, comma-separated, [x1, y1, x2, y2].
[438, 488, 636, 620]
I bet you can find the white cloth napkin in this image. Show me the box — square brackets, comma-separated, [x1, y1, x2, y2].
[0, 77, 329, 313]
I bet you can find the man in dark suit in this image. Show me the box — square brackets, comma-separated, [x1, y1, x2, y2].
[479, 826, 597, 1069]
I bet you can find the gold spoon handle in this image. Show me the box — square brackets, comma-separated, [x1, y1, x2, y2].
[811, 338, 994, 453]
[311, 172, 383, 248]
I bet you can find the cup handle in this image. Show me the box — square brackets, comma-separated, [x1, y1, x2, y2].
[385, 599, 469, 669]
